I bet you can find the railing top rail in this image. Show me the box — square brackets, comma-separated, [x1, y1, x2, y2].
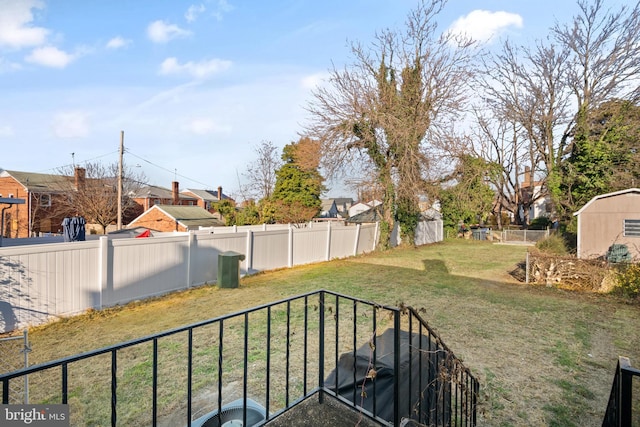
[0, 289, 402, 381]
[619, 356, 640, 376]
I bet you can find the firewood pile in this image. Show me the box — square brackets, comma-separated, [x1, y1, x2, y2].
[526, 251, 615, 292]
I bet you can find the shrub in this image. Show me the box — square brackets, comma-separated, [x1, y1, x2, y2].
[535, 234, 569, 255]
[614, 263, 640, 300]
[530, 216, 551, 229]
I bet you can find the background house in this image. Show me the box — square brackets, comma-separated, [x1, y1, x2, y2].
[130, 182, 197, 210]
[0, 169, 86, 238]
[574, 188, 640, 259]
[127, 205, 224, 232]
[181, 186, 233, 212]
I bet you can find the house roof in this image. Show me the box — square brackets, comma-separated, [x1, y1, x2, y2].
[573, 188, 640, 216]
[321, 199, 338, 211]
[130, 185, 197, 201]
[151, 205, 224, 228]
[347, 205, 384, 223]
[182, 188, 231, 202]
[1, 170, 73, 193]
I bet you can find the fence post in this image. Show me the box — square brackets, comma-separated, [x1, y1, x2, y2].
[187, 231, 195, 287]
[288, 226, 294, 268]
[246, 230, 253, 273]
[353, 223, 361, 256]
[97, 236, 108, 309]
[374, 221, 380, 250]
[326, 221, 332, 261]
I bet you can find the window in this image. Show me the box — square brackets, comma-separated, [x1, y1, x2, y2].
[40, 194, 51, 207]
[153, 199, 160, 205]
[624, 219, 640, 237]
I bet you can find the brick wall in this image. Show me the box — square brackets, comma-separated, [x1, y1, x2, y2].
[128, 208, 186, 232]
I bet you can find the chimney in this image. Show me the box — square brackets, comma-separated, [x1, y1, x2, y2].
[74, 167, 86, 190]
[217, 186, 223, 201]
[172, 181, 179, 205]
[524, 166, 531, 185]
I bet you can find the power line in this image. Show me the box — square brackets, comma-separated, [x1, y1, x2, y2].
[125, 149, 214, 189]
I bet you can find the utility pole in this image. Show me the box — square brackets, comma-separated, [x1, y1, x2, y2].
[117, 131, 124, 230]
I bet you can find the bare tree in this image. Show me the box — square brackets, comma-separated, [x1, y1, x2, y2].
[54, 162, 146, 234]
[305, 0, 475, 246]
[475, 39, 572, 224]
[240, 140, 282, 202]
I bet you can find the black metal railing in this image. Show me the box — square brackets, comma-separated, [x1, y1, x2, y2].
[602, 356, 640, 427]
[1, 290, 478, 426]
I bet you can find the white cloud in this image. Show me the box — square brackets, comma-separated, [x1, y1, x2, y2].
[183, 117, 231, 135]
[0, 124, 14, 137]
[301, 72, 329, 90]
[0, 0, 49, 49]
[185, 4, 206, 23]
[0, 57, 22, 72]
[51, 111, 90, 138]
[448, 10, 523, 44]
[159, 57, 232, 79]
[25, 46, 75, 68]
[212, 0, 233, 21]
[147, 20, 192, 43]
[106, 36, 131, 49]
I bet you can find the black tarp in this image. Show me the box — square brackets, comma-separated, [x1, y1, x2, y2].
[62, 216, 86, 242]
[324, 328, 450, 425]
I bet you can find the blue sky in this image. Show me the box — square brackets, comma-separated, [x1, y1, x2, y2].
[0, 0, 628, 199]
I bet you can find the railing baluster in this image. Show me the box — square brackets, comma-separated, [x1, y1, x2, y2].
[187, 329, 193, 427]
[61, 363, 68, 404]
[352, 300, 357, 405]
[266, 306, 271, 418]
[285, 301, 291, 407]
[243, 313, 249, 427]
[303, 295, 308, 396]
[318, 291, 325, 405]
[217, 320, 223, 417]
[152, 338, 158, 427]
[393, 310, 400, 426]
[2, 378, 8, 404]
[111, 349, 117, 427]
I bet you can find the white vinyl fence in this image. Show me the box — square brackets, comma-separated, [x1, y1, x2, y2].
[0, 222, 378, 333]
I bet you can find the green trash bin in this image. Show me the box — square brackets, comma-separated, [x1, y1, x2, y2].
[218, 251, 246, 288]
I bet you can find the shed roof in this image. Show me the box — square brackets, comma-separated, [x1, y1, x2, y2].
[573, 188, 640, 216]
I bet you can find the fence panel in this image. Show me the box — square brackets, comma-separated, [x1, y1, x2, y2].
[251, 230, 289, 272]
[292, 228, 327, 266]
[0, 242, 99, 332]
[106, 236, 190, 306]
[356, 224, 377, 254]
[329, 225, 358, 259]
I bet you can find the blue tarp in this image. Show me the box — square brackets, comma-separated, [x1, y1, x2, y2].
[62, 216, 86, 242]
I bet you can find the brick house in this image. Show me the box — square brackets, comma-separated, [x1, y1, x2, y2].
[127, 205, 224, 232]
[181, 186, 232, 212]
[128, 182, 199, 222]
[0, 169, 88, 238]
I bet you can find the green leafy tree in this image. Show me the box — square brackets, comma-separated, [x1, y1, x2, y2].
[561, 99, 640, 216]
[269, 138, 325, 223]
[213, 199, 237, 226]
[439, 155, 497, 230]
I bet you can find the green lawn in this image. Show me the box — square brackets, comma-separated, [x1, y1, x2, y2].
[9, 239, 640, 426]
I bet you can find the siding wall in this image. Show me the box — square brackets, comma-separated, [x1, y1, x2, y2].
[0, 223, 378, 333]
[577, 192, 640, 259]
